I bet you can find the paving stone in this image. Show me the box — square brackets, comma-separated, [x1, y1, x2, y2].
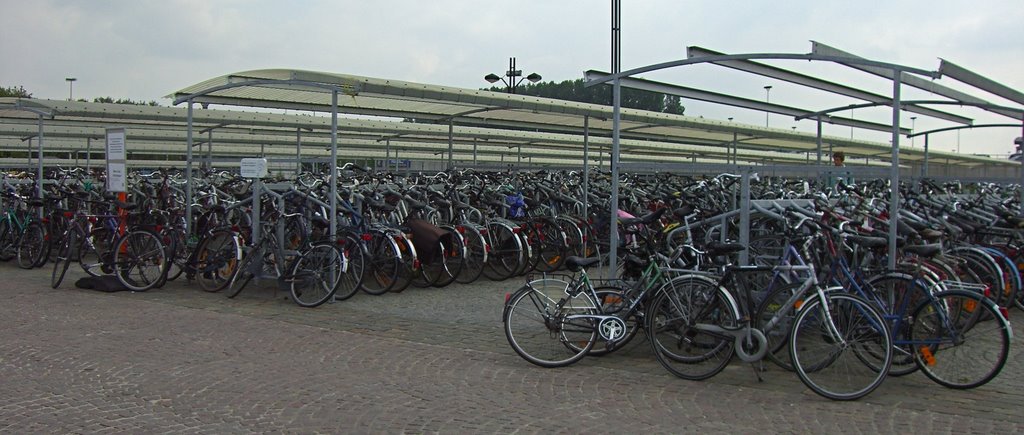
[0, 262, 1021, 433]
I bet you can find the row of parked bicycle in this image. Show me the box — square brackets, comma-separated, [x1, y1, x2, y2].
[0, 165, 1018, 401]
[502, 174, 1020, 401]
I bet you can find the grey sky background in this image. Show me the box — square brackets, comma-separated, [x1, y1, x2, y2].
[3, 0, 1022, 156]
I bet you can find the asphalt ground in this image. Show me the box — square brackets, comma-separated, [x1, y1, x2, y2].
[1, 261, 1022, 433]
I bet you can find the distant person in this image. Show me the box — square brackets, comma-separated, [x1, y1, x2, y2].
[829, 151, 853, 190]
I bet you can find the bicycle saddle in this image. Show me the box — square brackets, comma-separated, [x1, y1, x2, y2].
[706, 241, 745, 256]
[846, 235, 887, 249]
[564, 256, 601, 272]
[619, 207, 667, 226]
[903, 243, 943, 259]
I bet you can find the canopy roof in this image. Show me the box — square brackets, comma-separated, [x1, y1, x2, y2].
[168, 69, 1015, 167]
[0, 67, 1015, 171]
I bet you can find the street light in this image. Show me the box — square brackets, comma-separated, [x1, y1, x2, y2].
[484, 57, 542, 94]
[763, 85, 772, 127]
[65, 77, 77, 101]
[910, 116, 917, 148]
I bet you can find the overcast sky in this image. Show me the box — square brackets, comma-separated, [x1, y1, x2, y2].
[3, 0, 1022, 155]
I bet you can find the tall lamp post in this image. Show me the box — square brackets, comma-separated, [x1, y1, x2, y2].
[484, 57, 542, 94]
[910, 116, 917, 148]
[763, 85, 772, 127]
[65, 77, 77, 101]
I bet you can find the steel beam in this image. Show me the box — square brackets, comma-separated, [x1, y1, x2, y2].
[688, 46, 972, 125]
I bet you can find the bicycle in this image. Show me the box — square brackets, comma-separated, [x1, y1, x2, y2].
[647, 225, 894, 401]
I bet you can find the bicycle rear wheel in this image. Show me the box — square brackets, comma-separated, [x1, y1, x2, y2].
[790, 292, 891, 401]
[503, 280, 598, 368]
[114, 229, 168, 292]
[360, 231, 401, 295]
[289, 243, 345, 308]
[333, 234, 364, 301]
[910, 290, 1010, 389]
[194, 230, 242, 292]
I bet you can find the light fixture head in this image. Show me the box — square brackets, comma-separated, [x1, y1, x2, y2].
[484, 73, 501, 84]
[526, 73, 542, 83]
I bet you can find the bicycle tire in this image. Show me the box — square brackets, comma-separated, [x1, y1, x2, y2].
[483, 221, 522, 281]
[502, 281, 598, 368]
[113, 229, 167, 292]
[910, 290, 1010, 389]
[753, 281, 805, 372]
[333, 234, 364, 301]
[78, 227, 113, 277]
[647, 275, 737, 381]
[429, 227, 464, 288]
[360, 231, 401, 295]
[226, 243, 262, 298]
[51, 229, 78, 289]
[863, 272, 928, 377]
[790, 292, 892, 401]
[16, 221, 46, 269]
[194, 230, 242, 292]
[455, 224, 487, 284]
[289, 243, 345, 308]
[0, 219, 16, 261]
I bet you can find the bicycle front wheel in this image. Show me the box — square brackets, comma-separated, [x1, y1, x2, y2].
[790, 292, 892, 401]
[51, 229, 79, 289]
[502, 280, 598, 368]
[647, 275, 737, 381]
[17, 221, 46, 269]
[910, 290, 1010, 389]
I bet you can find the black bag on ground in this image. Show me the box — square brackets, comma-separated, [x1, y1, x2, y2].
[74, 275, 129, 292]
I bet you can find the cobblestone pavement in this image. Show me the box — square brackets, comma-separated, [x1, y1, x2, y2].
[1, 262, 1022, 433]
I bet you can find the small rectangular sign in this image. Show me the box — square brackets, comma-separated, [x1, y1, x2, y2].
[105, 127, 127, 192]
[105, 128, 126, 161]
[240, 158, 268, 178]
[107, 162, 126, 192]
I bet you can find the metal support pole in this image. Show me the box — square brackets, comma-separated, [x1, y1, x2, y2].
[816, 117, 823, 166]
[922, 134, 930, 178]
[86, 137, 92, 174]
[447, 120, 454, 170]
[296, 128, 302, 175]
[330, 90, 339, 243]
[384, 138, 390, 171]
[207, 130, 213, 171]
[37, 115, 44, 201]
[26, 138, 31, 168]
[608, 78, 622, 276]
[1019, 115, 1024, 216]
[185, 101, 194, 236]
[251, 178, 262, 245]
[739, 170, 751, 265]
[887, 71, 902, 271]
[473, 138, 478, 167]
[732, 132, 738, 165]
[583, 115, 590, 219]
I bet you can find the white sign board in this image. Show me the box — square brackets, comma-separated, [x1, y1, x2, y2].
[240, 158, 268, 178]
[105, 127, 127, 192]
[107, 162, 127, 192]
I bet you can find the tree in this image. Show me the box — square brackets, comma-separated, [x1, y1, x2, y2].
[0, 85, 32, 98]
[483, 78, 684, 114]
[93, 97, 160, 106]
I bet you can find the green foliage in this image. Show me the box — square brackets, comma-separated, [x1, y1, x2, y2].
[0, 85, 32, 98]
[92, 96, 160, 106]
[483, 78, 684, 114]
